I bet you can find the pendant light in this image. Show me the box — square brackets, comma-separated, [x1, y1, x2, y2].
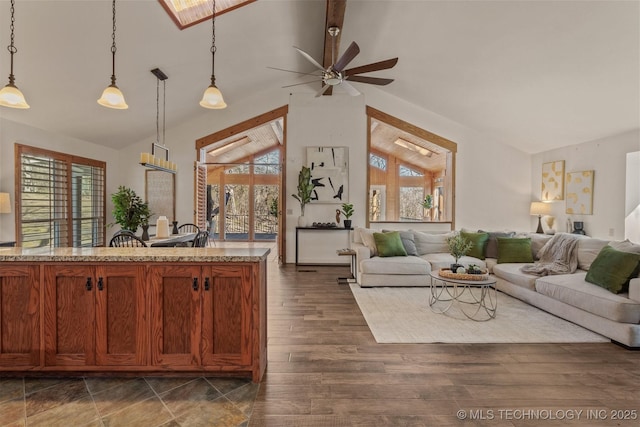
[199, 0, 226, 109]
[97, 0, 128, 109]
[0, 0, 29, 109]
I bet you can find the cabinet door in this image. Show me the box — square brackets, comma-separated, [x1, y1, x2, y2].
[150, 265, 201, 366]
[201, 265, 252, 367]
[44, 265, 95, 366]
[95, 265, 147, 366]
[0, 265, 40, 367]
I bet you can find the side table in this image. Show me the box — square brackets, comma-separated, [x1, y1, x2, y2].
[336, 249, 357, 285]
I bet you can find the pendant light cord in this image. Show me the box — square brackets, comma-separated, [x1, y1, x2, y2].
[6, 0, 16, 82]
[155, 76, 167, 147]
[156, 78, 160, 144]
[210, 0, 216, 84]
[110, 0, 117, 84]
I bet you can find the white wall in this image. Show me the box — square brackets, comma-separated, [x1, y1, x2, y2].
[0, 118, 120, 242]
[531, 129, 640, 240]
[626, 151, 640, 242]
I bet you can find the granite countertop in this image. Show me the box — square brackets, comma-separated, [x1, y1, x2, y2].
[0, 247, 271, 263]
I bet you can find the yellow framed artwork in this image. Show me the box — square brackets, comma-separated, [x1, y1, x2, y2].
[541, 160, 564, 201]
[566, 170, 594, 215]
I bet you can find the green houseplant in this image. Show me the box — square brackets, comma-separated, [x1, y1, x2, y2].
[447, 233, 473, 272]
[291, 166, 315, 225]
[422, 194, 433, 220]
[340, 202, 354, 229]
[111, 186, 151, 233]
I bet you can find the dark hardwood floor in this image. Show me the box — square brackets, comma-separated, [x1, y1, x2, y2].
[250, 262, 640, 426]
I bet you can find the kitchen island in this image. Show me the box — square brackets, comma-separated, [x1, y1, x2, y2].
[0, 247, 269, 382]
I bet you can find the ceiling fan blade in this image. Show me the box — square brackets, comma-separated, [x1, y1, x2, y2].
[346, 75, 394, 86]
[340, 80, 361, 97]
[315, 84, 332, 98]
[344, 57, 398, 76]
[267, 66, 322, 77]
[333, 41, 360, 72]
[282, 80, 323, 88]
[293, 46, 326, 71]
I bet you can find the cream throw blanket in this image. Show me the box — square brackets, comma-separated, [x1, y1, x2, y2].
[520, 233, 580, 276]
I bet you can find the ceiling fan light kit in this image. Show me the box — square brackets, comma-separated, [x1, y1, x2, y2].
[0, 0, 29, 109]
[98, 0, 128, 109]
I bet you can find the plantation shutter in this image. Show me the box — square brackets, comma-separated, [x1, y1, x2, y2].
[195, 161, 207, 230]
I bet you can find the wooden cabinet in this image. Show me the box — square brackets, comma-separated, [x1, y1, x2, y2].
[0, 265, 40, 368]
[43, 264, 147, 367]
[150, 264, 253, 372]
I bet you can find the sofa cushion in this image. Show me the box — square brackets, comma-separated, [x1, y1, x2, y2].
[358, 228, 378, 256]
[609, 239, 640, 254]
[374, 231, 408, 257]
[421, 253, 486, 272]
[479, 230, 516, 258]
[360, 256, 430, 275]
[492, 263, 538, 291]
[576, 236, 609, 271]
[383, 230, 418, 256]
[535, 272, 640, 324]
[497, 237, 534, 263]
[460, 231, 489, 260]
[585, 245, 640, 294]
[353, 227, 365, 244]
[529, 233, 553, 260]
[412, 231, 453, 255]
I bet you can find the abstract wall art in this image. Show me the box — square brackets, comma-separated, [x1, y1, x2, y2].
[306, 146, 348, 203]
[541, 160, 565, 201]
[566, 170, 594, 215]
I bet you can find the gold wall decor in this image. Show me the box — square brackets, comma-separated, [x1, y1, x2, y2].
[566, 170, 594, 215]
[541, 160, 564, 201]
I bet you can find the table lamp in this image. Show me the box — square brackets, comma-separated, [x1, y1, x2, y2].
[0, 193, 11, 213]
[530, 201, 551, 233]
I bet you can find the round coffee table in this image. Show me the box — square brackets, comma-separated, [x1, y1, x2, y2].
[428, 271, 497, 321]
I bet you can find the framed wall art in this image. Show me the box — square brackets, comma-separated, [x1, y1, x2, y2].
[306, 146, 348, 203]
[541, 160, 564, 201]
[565, 170, 594, 215]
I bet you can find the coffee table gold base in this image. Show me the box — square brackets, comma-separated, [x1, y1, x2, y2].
[429, 272, 497, 321]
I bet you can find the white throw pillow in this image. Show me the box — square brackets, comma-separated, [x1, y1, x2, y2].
[358, 228, 378, 257]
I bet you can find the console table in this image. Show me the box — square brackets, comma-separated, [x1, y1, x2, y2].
[295, 227, 352, 266]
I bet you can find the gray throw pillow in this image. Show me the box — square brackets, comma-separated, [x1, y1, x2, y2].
[383, 230, 418, 256]
[479, 230, 516, 258]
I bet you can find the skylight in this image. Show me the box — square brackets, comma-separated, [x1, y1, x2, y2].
[158, 0, 256, 29]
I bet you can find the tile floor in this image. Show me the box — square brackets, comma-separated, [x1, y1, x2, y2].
[0, 376, 258, 427]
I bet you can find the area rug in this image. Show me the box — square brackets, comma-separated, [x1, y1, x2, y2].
[349, 284, 609, 344]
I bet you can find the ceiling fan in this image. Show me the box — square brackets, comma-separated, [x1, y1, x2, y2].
[274, 26, 398, 97]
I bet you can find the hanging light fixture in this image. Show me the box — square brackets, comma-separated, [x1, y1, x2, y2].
[0, 0, 29, 109]
[199, 0, 226, 109]
[140, 68, 176, 173]
[97, 0, 128, 109]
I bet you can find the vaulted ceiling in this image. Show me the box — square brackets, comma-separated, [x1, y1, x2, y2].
[0, 0, 637, 154]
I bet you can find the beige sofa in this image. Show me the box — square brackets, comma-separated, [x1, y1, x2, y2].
[351, 228, 640, 348]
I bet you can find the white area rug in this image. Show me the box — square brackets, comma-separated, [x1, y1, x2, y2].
[350, 284, 609, 344]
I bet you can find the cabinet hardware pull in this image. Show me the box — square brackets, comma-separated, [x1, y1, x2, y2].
[85, 277, 92, 291]
[204, 277, 210, 291]
[98, 277, 104, 291]
[193, 277, 199, 291]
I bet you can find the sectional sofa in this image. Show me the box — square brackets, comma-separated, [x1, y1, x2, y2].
[351, 228, 640, 348]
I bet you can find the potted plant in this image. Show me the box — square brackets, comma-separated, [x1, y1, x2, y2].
[340, 202, 354, 229]
[291, 166, 315, 226]
[423, 194, 433, 220]
[447, 233, 473, 273]
[111, 186, 151, 233]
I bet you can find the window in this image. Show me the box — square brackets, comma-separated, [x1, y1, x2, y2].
[16, 144, 106, 248]
[366, 106, 457, 225]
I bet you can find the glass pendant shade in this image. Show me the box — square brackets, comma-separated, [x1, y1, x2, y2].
[200, 83, 226, 109]
[97, 84, 128, 109]
[0, 83, 29, 109]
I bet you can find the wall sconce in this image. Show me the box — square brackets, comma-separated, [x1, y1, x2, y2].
[530, 201, 551, 234]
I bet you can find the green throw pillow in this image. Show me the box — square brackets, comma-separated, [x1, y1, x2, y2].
[585, 245, 640, 294]
[460, 231, 489, 260]
[373, 231, 408, 257]
[496, 237, 534, 263]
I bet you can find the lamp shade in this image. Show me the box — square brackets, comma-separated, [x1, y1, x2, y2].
[0, 83, 29, 109]
[0, 192, 11, 213]
[530, 201, 551, 216]
[199, 84, 227, 109]
[97, 84, 128, 109]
